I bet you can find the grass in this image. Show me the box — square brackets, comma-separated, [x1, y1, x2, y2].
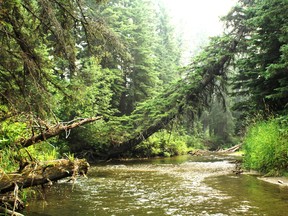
[0, 140, 60, 173]
[243, 116, 288, 176]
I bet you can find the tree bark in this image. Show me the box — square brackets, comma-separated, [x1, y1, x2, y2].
[0, 159, 89, 194]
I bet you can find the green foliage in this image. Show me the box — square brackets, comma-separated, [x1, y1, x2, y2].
[185, 135, 205, 151]
[205, 135, 238, 151]
[66, 120, 114, 157]
[21, 141, 60, 162]
[0, 117, 60, 171]
[243, 117, 288, 176]
[228, 0, 288, 116]
[0, 141, 60, 173]
[130, 127, 205, 157]
[1, 0, 235, 161]
[0, 119, 27, 171]
[0, 0, 130, 163]
[97, 0, 181, 114]
[132, 129, 203, 158]
[0, 147, 19, 172]
[65, 15, 243, 158]
[7, 0, 288, 164]
[19, 188, 37, 203]
[0, 0, 126, 120]
[56, 57, 122, 120]
[200, 96, 237, 150]
[97, 0, 158, 114]
[154, 1, 181, 85]
[0, 120, 28, 149]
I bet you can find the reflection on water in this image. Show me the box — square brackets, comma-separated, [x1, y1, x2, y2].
[23, 154, 288, 216]
[205, 175, 288, 216]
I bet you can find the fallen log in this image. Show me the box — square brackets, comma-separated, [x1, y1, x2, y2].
[218, 144, 242, 153]
[0, 159, 89, 194]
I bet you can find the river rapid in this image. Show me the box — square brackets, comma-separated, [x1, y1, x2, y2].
[23, 154, 288, 216]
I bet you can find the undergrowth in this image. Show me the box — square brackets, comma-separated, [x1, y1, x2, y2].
[0, 120, 60, 173]
[0, 141, 60, 173]
[243, 116, 288, 176]
[132, 129, 204, 157]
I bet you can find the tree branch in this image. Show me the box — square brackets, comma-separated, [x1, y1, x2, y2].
[20, 116, 102, 148]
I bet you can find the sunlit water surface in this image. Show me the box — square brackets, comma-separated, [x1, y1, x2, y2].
[23, 154, 288, 215]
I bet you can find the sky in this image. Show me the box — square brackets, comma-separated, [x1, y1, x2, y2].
[162, 0, 237, 63]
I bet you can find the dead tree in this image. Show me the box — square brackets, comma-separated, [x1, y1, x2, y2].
[20, 117, 102, 148]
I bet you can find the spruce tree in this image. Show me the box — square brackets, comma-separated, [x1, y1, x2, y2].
[227, 0, 288, 115]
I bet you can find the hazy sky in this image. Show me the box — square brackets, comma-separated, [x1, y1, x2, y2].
[162, 0, 237, 62]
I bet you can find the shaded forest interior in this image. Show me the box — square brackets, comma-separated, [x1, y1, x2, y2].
[1, 1, 288, 212]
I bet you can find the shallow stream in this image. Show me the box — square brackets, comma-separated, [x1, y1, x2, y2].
[23, 154, 288, 215]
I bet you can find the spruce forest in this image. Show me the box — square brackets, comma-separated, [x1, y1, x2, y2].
[1, 0, 288, 186]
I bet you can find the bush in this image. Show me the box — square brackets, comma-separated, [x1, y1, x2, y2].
[0, 119, 60, 172]
[0, 120, 28, 149]
[132, 129, 204, 157]
[243, 117, 288, 175]
[21, 140, 60, 161]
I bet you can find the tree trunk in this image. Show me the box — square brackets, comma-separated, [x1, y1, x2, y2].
[0, 159, 89, 194]
[107, 113, 176, 157]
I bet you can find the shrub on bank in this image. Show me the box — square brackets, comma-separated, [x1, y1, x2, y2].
[243, 116, 288, 176]
[132, 129, 204, 157]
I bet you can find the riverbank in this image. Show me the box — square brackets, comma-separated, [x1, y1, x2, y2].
[258, 176, 288, 187]
[243, 170, 288, 187]
[226, 151, 288, 187]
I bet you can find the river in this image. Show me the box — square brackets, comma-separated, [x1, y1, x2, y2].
[23, 154, 288, 216]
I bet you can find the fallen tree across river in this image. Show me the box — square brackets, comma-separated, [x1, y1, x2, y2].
[105, 27, 245, 158]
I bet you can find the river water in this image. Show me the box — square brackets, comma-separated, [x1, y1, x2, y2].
[23, 154, 288, 216]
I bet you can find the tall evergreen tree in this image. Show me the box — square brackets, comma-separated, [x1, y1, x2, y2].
[154, 1, 182, 85]
[0, 0, 124, 120]
[227, 0, 288, 116]
[97, 0, 157, 114]
[98, 0, 181, 115]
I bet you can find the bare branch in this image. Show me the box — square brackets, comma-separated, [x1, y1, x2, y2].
[19, 116, 102, 148]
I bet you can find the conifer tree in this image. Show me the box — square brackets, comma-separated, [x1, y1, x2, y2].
[227, 0, 288, 115]
[98, 0, 181, 114]
[154, 1, 182, 85]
